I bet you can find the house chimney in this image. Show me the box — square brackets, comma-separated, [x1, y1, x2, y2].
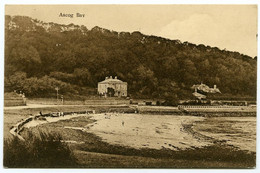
[105, 77, 108, 80]
[214, 85, 216, 89]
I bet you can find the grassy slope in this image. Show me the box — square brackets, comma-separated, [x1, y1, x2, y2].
[74, 150, 248, 168]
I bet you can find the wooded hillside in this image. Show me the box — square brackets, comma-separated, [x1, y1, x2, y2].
[4, 15, 257, 100]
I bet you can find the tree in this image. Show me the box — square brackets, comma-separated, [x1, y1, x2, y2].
[73, 68, 93, 86]
[8, 45, 41, 76]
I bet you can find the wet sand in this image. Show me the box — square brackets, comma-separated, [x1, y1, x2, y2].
[193, 117, 256, 152]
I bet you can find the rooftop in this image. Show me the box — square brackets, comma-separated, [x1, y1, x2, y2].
[191, 83, 221, 93]
[98, 76, 127, 84]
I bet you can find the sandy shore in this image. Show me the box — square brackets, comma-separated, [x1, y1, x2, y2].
[86, 113, 210, 150]
[86, 113, 256, 152]
[21, 112, 256, 153]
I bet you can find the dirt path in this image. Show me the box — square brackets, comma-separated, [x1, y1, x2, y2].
[4, 104, 128, 110]
[4, 104, 74, 110]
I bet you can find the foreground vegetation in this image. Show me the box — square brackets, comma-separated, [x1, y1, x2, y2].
[4, 131, 77, 168]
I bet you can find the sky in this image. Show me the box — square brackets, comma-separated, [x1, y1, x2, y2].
[5, 5, 258, 57]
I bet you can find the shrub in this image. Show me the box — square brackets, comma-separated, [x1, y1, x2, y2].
[4, 131, 78, 168]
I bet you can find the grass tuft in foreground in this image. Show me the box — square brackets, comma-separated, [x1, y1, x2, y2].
[4, 131, 78, 168]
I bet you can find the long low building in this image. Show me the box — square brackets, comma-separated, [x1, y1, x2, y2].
[98, 76, 127, 97]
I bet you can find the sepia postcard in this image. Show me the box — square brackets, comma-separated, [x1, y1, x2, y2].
[1, 2, 258, 170]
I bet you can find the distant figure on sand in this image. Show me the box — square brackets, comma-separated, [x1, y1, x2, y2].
[122, 120, 125, 126]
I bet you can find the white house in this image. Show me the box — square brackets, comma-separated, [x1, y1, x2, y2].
[98, 76, 127, 97]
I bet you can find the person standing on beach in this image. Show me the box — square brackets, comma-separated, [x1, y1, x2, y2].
[122, 120, 125, 126]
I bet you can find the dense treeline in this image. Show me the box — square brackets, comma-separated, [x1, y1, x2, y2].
[4, 15, 257, 100]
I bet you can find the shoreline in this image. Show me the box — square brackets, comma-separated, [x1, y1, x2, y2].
[18, 111, 256, 152]
[5, 104, 256, 143]
[7, 105, 256, 142]
[22, 115, 256, 168]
